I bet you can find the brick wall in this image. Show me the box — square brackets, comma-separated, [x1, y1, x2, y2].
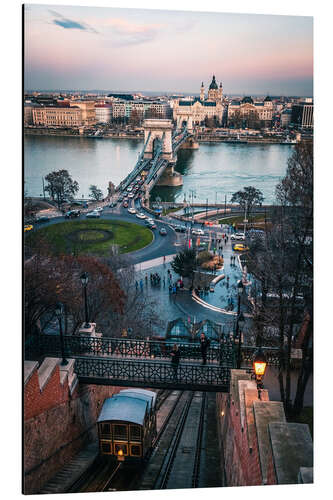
[23, 359, 129, 494]
[216, 369, 313, 487]
[24, 365, 69, 420]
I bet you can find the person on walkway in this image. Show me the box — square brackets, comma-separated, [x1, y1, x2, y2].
[200, 333, 210, 365]
[170, 344, 180, 380]
[163, 255, 166, 264]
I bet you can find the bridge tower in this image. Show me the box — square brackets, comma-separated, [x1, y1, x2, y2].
[143, 119, 175, 161]
[176, 114, 193, 132]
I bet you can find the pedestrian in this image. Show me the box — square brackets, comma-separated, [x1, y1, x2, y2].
[163, 276, 166, 287]
[170, 343, 180, 380]
[163, 255, 166, 264]
[140, 279, 143, 291]
[200, 333, 210, 365]
[135, 280, 138, 289]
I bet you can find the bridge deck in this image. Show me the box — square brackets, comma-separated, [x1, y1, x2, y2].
[74, 356, 231, 392]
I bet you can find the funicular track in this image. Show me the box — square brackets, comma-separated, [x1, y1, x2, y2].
[74, 389, 179, 493]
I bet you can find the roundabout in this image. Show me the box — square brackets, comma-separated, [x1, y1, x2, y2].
[27, 219, 154, 256]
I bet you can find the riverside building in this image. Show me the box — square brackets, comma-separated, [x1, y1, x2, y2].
[173, 75, 225, 126]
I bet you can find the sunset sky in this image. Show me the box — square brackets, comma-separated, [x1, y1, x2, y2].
[24, 4, 313, 95]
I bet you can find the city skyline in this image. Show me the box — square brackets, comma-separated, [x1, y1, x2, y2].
[24, 5, 313, 96]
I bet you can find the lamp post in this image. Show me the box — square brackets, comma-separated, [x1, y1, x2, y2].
[252, 347, 267, 399]
[235, 280, 245, 368]
[80, 272, 90, 328]
[55, 302, 68, 365]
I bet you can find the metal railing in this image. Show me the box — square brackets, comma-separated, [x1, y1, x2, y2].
[25, 334, 236, 365]
[74, 356, 231, 392]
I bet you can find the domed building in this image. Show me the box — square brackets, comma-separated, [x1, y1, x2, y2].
[173, 75, 224, 128]
[227, 95, 273, 128]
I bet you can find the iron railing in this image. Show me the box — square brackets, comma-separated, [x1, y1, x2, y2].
[74, 357, 231, 392]
[25, 334, 236, 365]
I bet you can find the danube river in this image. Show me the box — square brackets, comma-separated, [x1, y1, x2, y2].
[24, 135, 293, 204]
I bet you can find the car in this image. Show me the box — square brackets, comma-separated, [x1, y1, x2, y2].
[159, 228, 167, 236]
[109, 202, 117, 208]
[65, 210, 80, 218]
[118, 197, 123, 203]
[136, 212, 146, 219]
[175, 225, 186, 233]
[233, 244, 249, 252]
[192, 228, 204, 236]
[148, 223, 156, 229]
[94, 207, 103, 212]
[35, 216, 50, 223]
[128, 193, 134, 198]
[24, 224, 33, 232]
[123, 202, 129, 208]
[147, 218, 154, 224]
[127, 187, 132, 192]
[86, 211, 100, 218]
[128, 208, 136, 214]
[231, 233, 246, 241]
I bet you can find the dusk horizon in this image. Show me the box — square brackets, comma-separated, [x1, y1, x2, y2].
[24, 5, 313, 96]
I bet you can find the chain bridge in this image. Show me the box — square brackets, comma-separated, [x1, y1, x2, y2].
[25, 335, 280, 392]
[118, 118, 198, 204]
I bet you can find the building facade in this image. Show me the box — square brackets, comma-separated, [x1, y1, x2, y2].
[227, 96, 274, 127]
[69, 101, 96, 126]
[32, 106, 83, 127]
[95, 104, 112, 123]
[291, 103, 314, 129]
[173, 75, 225, 127]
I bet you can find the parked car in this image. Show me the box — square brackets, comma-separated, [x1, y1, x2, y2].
[86, 211, 100, 218]
[65, 210, 80, 218]
[136, 212, 146, 219]
[35, 216, 50, 223]
[233, 244, 249, 252]
[231, 233, 245, 241]
[94, 207, 103, 212]
[128, 208, 136, 214]
[159, 228, 167, 236]
[192, 228, 204, 236]
[128, 193, 134, 198]
[148, 223, 156, 229]
[175, 225, 187, 233]
[123, 202, 129, 208]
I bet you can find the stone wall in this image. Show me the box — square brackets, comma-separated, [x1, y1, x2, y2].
[216, 369, 313, 487]
[23, 358, 127, 494]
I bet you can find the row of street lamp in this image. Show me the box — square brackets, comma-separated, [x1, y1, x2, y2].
[55, 272, 90, 366]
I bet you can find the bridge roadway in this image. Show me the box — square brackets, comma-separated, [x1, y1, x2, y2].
[119, 124, 192, 195]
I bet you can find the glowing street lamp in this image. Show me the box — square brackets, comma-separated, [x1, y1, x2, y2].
[253, 348, 267, 399]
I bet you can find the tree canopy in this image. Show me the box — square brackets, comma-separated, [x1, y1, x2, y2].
[231, 186, 264, 217]
[171, 248, 197, 284]
[44, 169, 79, 209]
[89, 185, 103, 201]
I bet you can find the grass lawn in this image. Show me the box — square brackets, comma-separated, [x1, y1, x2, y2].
[28, 219, 153, 256]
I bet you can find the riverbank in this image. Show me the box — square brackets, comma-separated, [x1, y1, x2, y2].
[24, 127, 300, 145]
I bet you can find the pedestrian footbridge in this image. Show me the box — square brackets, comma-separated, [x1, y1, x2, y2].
[26, 335, 236, 392]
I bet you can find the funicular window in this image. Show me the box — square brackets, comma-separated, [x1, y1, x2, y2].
[130, 444, 142, 457]
[100, 440, 113, 454]
[100, 423, 112, 438]
[114, 443, 128, 456]
[113, 424, 128, 440]
[129, 425, 141, 442]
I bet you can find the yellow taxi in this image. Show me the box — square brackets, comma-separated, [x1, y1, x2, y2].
[233, 243, 249, 252]
[24, 224, 33, 232]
